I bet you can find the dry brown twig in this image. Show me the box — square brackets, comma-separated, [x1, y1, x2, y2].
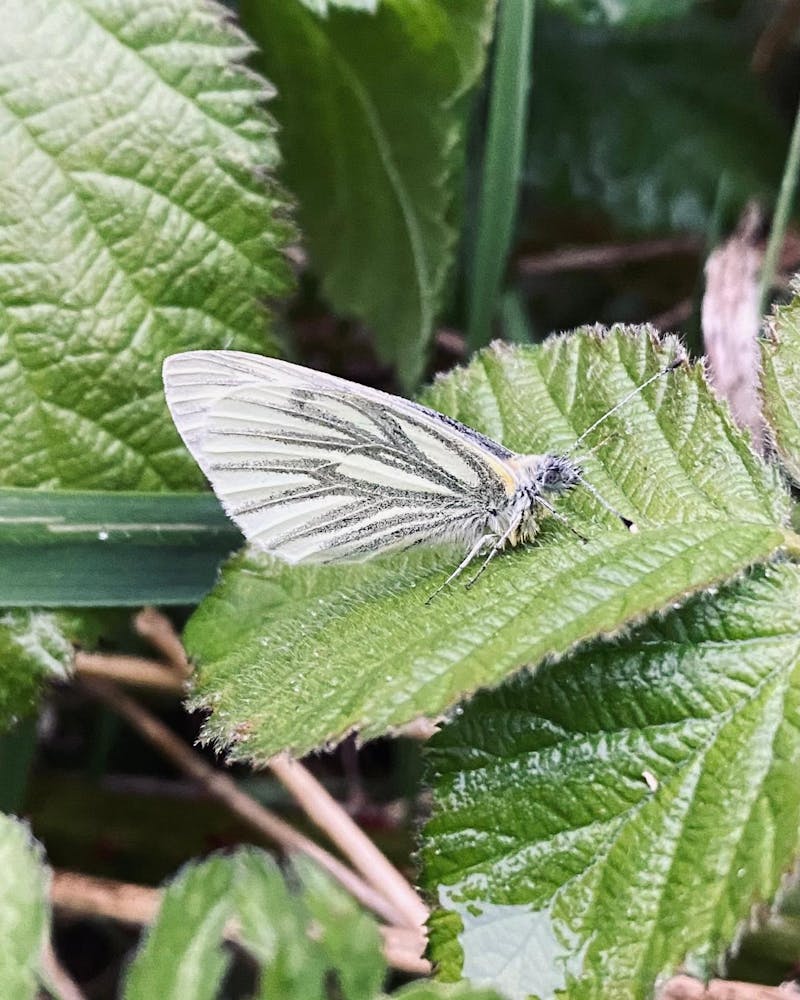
[40, 938, 87, 1000]
[268, 752, 428, 931]
[133, 607, 192, 678]
[51, 868, 430, 976]
[517, 235, 702, 277]
[80, 677, 428, 951]
[73, 652, 185, 694]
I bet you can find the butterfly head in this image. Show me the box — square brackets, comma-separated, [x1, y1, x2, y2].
[534, 454, 583, 494]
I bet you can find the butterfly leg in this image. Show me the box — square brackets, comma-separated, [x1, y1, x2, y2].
[534, 496, 588, 542]
[424, 533, 497, 605]
[463, 521, 521, 590]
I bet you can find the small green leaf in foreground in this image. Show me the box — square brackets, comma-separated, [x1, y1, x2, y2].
[0, 815, 49, 1000]
[0, 0, 292, 491]
[185, 327, 791, 760]
[422, 561, 800, 1000]
[123, 849, 386, 1000]
[240, 0, 494, 387]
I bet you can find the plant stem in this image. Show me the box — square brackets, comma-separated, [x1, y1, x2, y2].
[80, 677, 408, 929]
[760, 93, 800, 314]
[467, 0, 535, 349]
[269, 752, 428, 931]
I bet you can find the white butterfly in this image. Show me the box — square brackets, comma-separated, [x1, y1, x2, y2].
[163, 350, 677, 597]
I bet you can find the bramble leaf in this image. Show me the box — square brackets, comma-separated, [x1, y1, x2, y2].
[0, 0, 292, 491]
[185, 326, 791, 759]
[422, 561, 800, 999]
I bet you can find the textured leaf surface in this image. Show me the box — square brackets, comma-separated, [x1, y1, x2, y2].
[0, 489, 238, 606]
[0, 611, 73, 728]
[0, 815, 49, 1000]
[762, 296, 800, 483]
[124, 850, 386, 1000]
[240, 0, 494, 387]
[526, 15, 784, 233]
[0, 0, 292, 490]
[186, 327, 790, 760]
[422, 562, 800, 1000]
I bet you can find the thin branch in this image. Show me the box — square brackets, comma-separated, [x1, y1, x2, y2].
[133, 608, 192, 678]
[269, 752, 429, 931]
[79, 677, 405, 929]
[74, 652, 185, 694]
[51, 869, 431, 976]
[40, 939, 87, 1000]
[52, 870, 160, 925]
[380, 925, 431, 975]
[517, 236, 702, 277]
[660, 975, 800, 999]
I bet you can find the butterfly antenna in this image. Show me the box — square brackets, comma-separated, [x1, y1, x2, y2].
[578, 479, 637, 532]
[567, 356, 683, 455]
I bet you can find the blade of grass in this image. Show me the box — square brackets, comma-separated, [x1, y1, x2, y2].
[467, 0, 535, 350]
[760, 93, 800, 313]
[0, 489, 240, 607]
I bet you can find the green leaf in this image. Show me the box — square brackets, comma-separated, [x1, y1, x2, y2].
[0, 489, 239, 606]
[124, 849, 386, 1000]
[422, 561, 800, 1000]
[543, 0, 694, 26]
[762, 294, 800, 484]
[185, 326, 791, 760]
[526, 15, 784, 233]
[0, 815, 49, 1000]
[0, 0, 293, 491]
[123, 855, 237, 1000]
[0, 611, 72, 729]
[240, 0, 495, 387]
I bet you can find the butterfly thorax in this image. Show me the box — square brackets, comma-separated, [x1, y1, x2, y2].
[489, 453, 582, 545]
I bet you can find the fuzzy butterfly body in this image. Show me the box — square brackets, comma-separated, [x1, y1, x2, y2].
[162, 351, 593, 576]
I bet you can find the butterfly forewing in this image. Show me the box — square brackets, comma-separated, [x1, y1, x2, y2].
[163, 351, 519, 563]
